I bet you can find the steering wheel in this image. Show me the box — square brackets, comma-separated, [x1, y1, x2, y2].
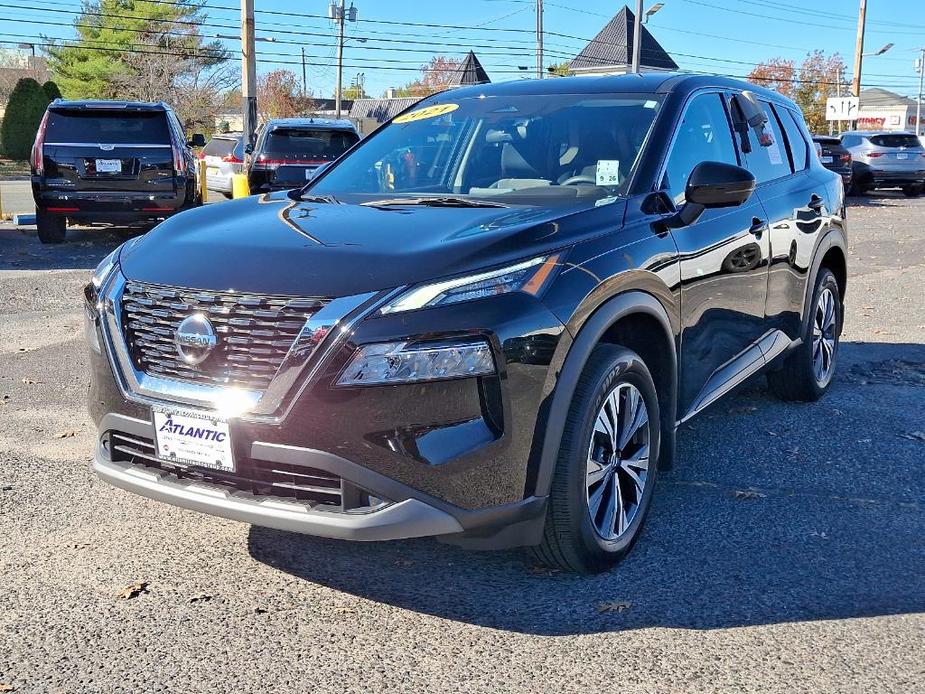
[559, 175, 597, 186]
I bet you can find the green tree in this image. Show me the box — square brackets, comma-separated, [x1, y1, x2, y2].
[46, 0, 230, 129]
[546, 61, 572, 77]
[1, 77, 48, 160]
[42, 80, 64, 102]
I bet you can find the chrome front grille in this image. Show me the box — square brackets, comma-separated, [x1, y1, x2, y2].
[121, 280, 329, 391]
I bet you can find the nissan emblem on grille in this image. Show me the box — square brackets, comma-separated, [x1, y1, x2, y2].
[175, 314, 217, 365]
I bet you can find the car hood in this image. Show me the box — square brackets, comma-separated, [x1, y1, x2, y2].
[119, 192, 625, 297]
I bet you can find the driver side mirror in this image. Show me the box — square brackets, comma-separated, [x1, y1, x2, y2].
[188, 133, 206, 148]
[668, 161, 756, 228]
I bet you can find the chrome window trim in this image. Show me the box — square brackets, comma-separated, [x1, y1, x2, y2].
[99, 270, 394, 423]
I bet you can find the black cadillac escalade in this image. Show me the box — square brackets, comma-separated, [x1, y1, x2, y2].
[31, 100, 204, 243]
[85, 74, 847, 573]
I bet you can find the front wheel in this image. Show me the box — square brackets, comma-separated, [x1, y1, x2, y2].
[768, 268, 842, 401]
[531, 345, 660, 574]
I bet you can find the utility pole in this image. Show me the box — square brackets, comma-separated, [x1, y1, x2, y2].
[630, 0, 643, 74]
[916, 49, 924, 137]
[536, 0, 543, 79]
[851, 0, 867, 98]
[241, 0, 257, 146]
[335, 0, 345, 118]
[301, 47, 307, 96]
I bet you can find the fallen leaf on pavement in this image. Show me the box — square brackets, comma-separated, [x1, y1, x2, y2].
[189, 593, 212, 603]
[117, 581, 149, 600]
[55, 430, 79, 439]
[731, 489, 767, 500]
[597, 601, 631, 614]
[809, 531, 829, 540]
[21, 378, 39, 385]
[898, 431, 925, 442]
[728, 405, 758, 415]
[253, 606, 268, 614]
[529, 564, 562, 576]
[0, 683, 16, 692]
[334, 606, 356, 614]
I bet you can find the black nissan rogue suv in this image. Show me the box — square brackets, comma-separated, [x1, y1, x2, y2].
[85, 74, 847, 573]
[31, 100, 204, 243]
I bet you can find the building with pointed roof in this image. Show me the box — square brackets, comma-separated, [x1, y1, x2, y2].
[448, 51, 491, 87]
[569, 5, 678, 76]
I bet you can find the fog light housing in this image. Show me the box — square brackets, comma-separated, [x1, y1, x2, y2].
[337, 340, 495, 386]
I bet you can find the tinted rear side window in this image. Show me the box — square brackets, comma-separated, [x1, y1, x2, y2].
[202, 137, 238, 157]
[262, 128, 359, 160]
[742, 102, 792, 183]
[869, 134, 922, 148]
[779, 108, 808, 171]
[45, 110, 171, 144]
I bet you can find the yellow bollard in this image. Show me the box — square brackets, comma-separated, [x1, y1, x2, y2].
[197, 159, 208, 204]
[232, 173, 250, 199]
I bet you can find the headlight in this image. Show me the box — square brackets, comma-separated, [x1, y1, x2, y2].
[84, 248, 120, 353]
[337, 340, 495, 386]
[379, 254, 561, 315]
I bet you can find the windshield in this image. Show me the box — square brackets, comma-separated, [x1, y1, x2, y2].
[261, 127, 359, 162]
[310, 93, 662, 205]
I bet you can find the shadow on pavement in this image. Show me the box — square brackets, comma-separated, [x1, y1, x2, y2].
[0, 225, 128, 271]
[248, 341, 925, 635]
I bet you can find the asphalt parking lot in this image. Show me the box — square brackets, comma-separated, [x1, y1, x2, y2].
[0, 190, 923, 693]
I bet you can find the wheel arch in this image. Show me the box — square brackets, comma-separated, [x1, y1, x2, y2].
[529, 290, 678, 499]
[802, 229, 848, 337]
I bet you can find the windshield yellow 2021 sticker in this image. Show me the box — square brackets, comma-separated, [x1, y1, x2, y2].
[392, 103, 459, 124]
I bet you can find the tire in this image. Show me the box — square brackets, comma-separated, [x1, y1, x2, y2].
[531, 345, 661, 574]
[767, 268, 842, 402]
[36, 209, 67, 244]
[847, 179, 865, 197]
[902, 185, 921, 198]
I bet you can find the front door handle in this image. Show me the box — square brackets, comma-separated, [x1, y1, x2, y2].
[748, 217, 766, 236]
[808, 194, 825, 212]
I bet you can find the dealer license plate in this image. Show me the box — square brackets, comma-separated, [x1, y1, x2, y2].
[896, 153, 910, 160]
[821, 156, 833, 163]
[96, 158, 122, 173]
[152, 407, 234, 471]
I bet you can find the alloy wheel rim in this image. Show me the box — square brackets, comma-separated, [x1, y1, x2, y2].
[586, 382, 650, 541]
[812, 287, 838, 385]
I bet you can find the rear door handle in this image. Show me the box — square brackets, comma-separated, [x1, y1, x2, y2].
[748, 217, 766, 236]
[808, 194, 825, 212]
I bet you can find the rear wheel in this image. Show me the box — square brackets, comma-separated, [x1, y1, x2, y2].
[36, 209, 66, 244]
[767, 268, 841, 401]
[531, 345, 660, 574]
[902, 184, 922, 197]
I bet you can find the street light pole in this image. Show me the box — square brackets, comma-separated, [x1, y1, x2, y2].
[631, 0, 643, 73]
[335, 0, 346, 119]
[241, 0, 257, 146]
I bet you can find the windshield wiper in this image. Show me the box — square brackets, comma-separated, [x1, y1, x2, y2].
[363, 196, 507, 209]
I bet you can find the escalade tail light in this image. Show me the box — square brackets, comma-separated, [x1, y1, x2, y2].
[171, 141, 184, 174]
[31, 110, 49, 175]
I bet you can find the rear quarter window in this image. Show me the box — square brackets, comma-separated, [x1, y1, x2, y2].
[778, 107, 809, 171]
[741, 102, 792, 183]
[45, 110, 171, 144]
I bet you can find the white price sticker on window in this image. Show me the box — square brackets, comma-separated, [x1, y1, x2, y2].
[596, 160, 620, 187]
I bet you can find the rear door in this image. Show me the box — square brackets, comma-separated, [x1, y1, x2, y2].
[737, 99, 831, 343]
[664, 92, 771, 415]
[42, 108, 175, 193]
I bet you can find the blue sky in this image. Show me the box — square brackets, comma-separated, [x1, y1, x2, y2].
[3, 0, 923, 99]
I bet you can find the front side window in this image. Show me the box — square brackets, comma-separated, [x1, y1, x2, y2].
[311, 93, 663, 207]
[662, 93, 738, 204]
